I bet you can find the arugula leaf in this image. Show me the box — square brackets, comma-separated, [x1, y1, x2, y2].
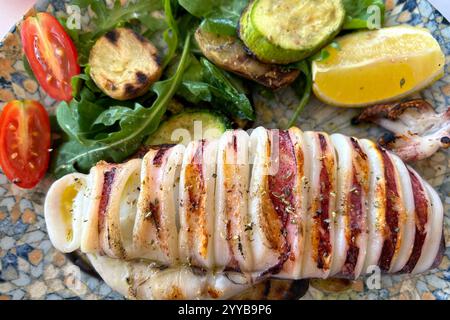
[92, 106, 137, 127]
[161, 0, 179, 68]
[179, 0, 247, 36]
[69, 0, 163, 65]
[56, 98, 106, 143]
[287, 61, 312, 128]
[200, 58, 254, 120]
[52, 35, 192, 177]
[343, 0, 385, 30]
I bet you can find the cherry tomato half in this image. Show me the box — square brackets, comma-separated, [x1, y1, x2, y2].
[0, 100, 51, 189]
[21, 12, 80, 101]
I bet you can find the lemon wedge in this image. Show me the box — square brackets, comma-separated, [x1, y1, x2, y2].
[312, 25, 445, 107]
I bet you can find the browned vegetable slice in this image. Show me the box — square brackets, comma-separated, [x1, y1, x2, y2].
[195, 28, 299, 90]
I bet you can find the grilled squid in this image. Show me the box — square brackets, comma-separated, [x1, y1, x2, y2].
[45, 127, 445, 299]
[354, 99, 450, 162]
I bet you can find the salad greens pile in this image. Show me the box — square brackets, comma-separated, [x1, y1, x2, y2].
[52, 0, 385, 178]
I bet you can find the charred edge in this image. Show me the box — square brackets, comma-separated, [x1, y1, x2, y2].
[136, 71, 149, 85]
[431, 235, 446, 269]
[342, 169, 363, 277]
[98, 168, 117, 235]
[145, 198, 161, 238]
[378, 149, 400, 271]
[131, 30, 147, 43]
[185, 141, 206, 258]
[401, 169, 429, 273]
[232, 133, 238, 153]
[105, 29, 119, 44]
[441, 136, 450, 145]
[350, 137, 367, 160]
[152, 145, 173, 166]
[316, 134, 332, 270]
[125, 84, 139, 97]
[226, 219, 241, 271]
[267, 130, 296, 274]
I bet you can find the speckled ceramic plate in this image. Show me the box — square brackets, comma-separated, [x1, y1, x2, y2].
[0, 0, 449, 300]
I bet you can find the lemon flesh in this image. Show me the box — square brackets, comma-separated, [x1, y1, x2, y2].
[312, 25, 445, 107]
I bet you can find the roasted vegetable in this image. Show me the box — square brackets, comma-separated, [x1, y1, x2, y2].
[89, 28, 162, 100]
[146, 109, 231, 146]
[195, 28, 299, 89]
[239, 0, 345, 64]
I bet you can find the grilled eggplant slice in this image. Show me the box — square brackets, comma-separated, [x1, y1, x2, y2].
[195, 28, 299, 89]
[89, 28, 162, 100]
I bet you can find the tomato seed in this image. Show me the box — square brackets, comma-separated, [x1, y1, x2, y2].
[28, 162, 35, 169]
[10, 152, 18, 159]
[8, 124, 16, 131]
[55, 47, 64, 56]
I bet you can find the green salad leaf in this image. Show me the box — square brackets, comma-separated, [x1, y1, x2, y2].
[178, 0, 248, 36]
[343, 0, 385, 30]
[161, 0, 179, 68]
[52, 34, 192, 178]
[165, 53, 254, 120]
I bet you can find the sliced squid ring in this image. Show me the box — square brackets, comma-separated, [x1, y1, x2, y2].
[214, 130, 253, 272]
[301, 131, 336, 279]
[388, 153, 415, 273]
[97, 159, 142, 259]
[248, 127, 287, 273]
[44, 173, 88, 253]
[330, 134, 369, 278]
[179, 139, 218, 268]
[277, 127, 308, 279]
[412, 182, 444, 274]
[132, 144, 184, 264]
[360, 139, 386, 274]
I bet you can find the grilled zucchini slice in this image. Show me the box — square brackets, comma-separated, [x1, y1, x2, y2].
[239, 0, 345, 64]
[146, 110, 231, 146]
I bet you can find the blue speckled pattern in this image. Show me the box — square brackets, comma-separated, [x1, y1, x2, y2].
[0, 0, 448, 300]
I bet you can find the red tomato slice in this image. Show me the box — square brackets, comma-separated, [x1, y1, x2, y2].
[0, 100, 51, 189]
[21, 12, 80, 102]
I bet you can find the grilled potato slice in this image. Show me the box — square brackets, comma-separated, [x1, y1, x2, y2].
[89, 28, 162, 100]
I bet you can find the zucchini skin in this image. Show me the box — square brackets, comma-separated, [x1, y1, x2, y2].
[239, 0, 345, 65]
[146, 109, 231, 146]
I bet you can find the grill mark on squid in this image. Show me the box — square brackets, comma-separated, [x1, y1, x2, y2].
[378, 149, 400, 271]
[223, 133, 243, 271]
[98, 168, 117, 237]
[315, 134, 333, 270]
[153, 145, 173, 166]
[341, 169, 362, 276]
[185, 140, 208, 260]
[341, 138, 368, 277]
[265, 130, 295, 274]
[401, 169, 428, 272]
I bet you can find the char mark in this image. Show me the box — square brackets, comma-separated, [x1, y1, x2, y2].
[105, 30, 119, 44]
[402, 169, 428, 272]
[152, 145, 174, 166]
[136, 71, 149, 85]
[98, 168, 117, 234]
[378, 149, 400, 271]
